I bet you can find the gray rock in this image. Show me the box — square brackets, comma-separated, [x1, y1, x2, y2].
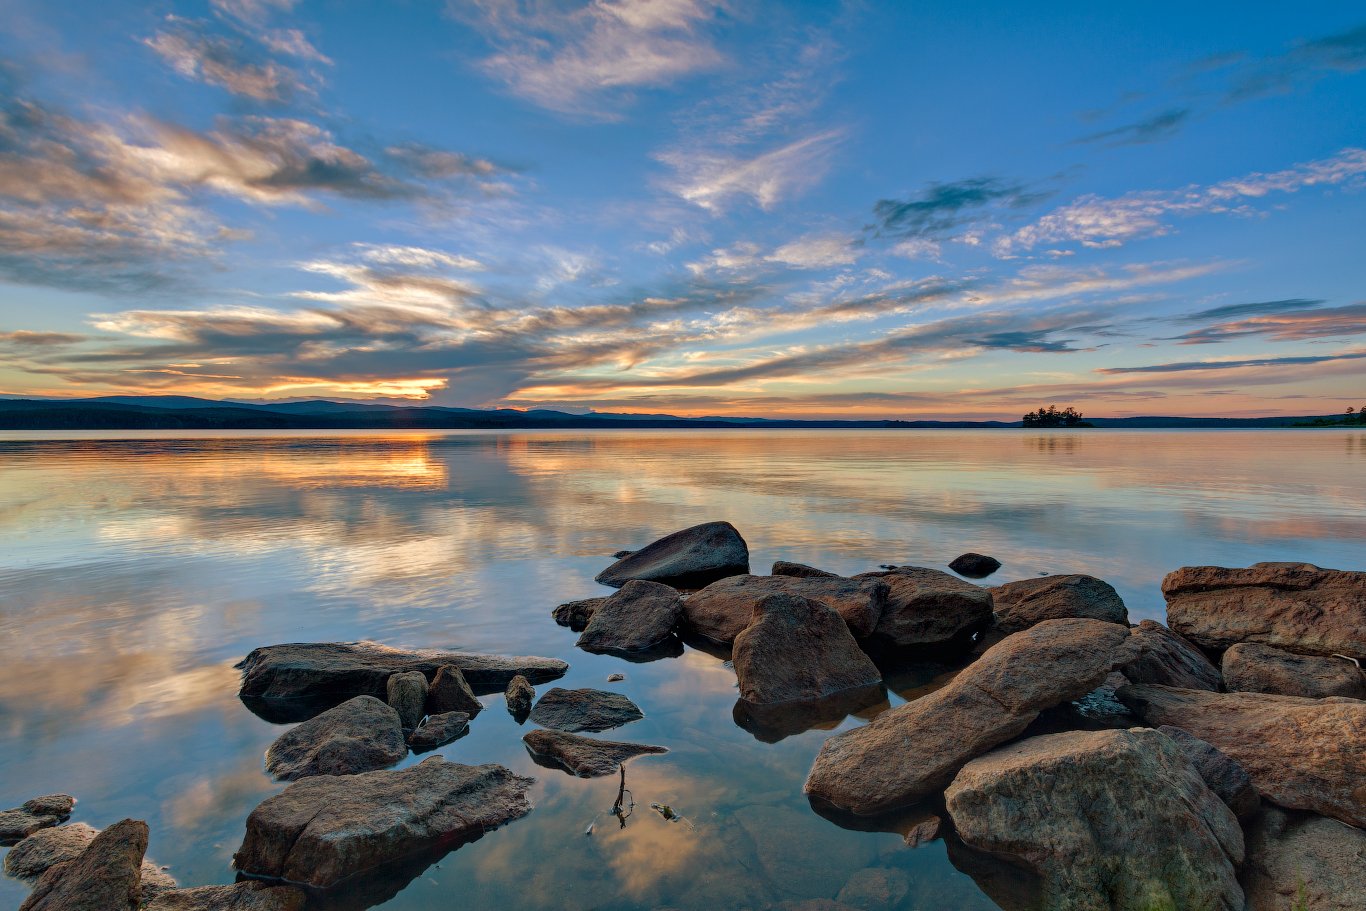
[18, 818, 148, 911]
[426, 665, 483, 717]
[0, 795, 74, 846]
[1115, 619, 1221, 691]
[771, 560, 839, 579]
[594, 521, 750, 589]
[1157, 725, 1260, 822]
[265, 695, 406, 780]
[385, 671, 428, 730]
[3, 823, 176, 898]
[143, 882, 306, 911]
[989, 573, 1128, 633]
[853, 566, 993, 651]
[505, 674, 534, 720]
[527, 687, 644, 732]
[1240, 806, 1366, 911]
[836, 867, 910, 911]
[577, 579, 684, 653]
[947, 553, 1001, 578]
[233, 756, 533, 889]
[522, 728, 667, 777]
[1223, 642, 1366, 699]
[684, 574, 888, 643]
[732, 593, 881, 705]
[407, 712, 470, 753]
[551, 597, 606, 632]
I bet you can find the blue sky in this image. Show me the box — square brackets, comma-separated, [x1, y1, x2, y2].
[0, 0, 1363, 417]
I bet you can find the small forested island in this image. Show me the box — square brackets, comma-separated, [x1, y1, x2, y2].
[1020, 405, 1093, 428]
[1295, 406, 1366, 427]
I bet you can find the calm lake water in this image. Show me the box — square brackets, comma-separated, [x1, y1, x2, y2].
[2, 429, 1363, 909]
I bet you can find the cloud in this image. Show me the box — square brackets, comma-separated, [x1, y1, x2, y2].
[144, 19, 317, 102]
[0, 330, 83, 346]
[1228, 22, 1366, 101]
[1099, 349, 1366, 374]
[766, 234, 861, 268]
[1172, 302, 1366, 344]
[870, 177, 1040, 240]
[210, 0, 297, 27]
[1074, 108, 1192, 146]
[1178, 298, 1325, 322]
[659, 129, 844, 212]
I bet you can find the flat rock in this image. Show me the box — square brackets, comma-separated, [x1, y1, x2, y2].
[732, 593, 881, 705]
[1117, 684, 1366, 827]
[265, 695, 406, 781]
[522, 729, 667, 777]
[771, 560, 839, 579]
[551, 597, 606, 632]
[408, 711, 470, 753]
[684, 574, 887, 643]
[426, 665, 483, 717]
[505, 675, 534, 720]
[18, 818, 148, 911]
[527, 687, 643, 732]
[1163, 562, 1366, 659]
[947, 553, 1001, 578]
[143, 882, 306, 911]
[1115, 619, 1221, 690]
[1157, 725, 1260, 822]
[233, 756, 533, 889]
[945, 728, 1243, 911]
[989, 573, 1128, 633]
[0, 795, 75, 846]
[1223, 642, 1366, 699]
[577, 579, 684, 653]
[3, 823, 176, 897]
[852, 566, 993, 651]
[1240, 806, 1366, 911]
[594, 521, 750, 589]
[805, 618, 1131, 815]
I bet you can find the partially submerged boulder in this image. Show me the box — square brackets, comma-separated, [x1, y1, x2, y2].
[505, 675, 534, 721]
[385, 671, 428, 730]
[852, 566, 992, 651]
[683, 574, 888, 643]
[947, 553, 1001, 578]
[527, 688, 644, 733]
[1240, 806, 1366, 911]
[233, 757, 533, 889]
[265, 695, 406, 781]
[18, 818, 148, 911]
[408, 712, 470, 753]
[1115, 619, 1221, 691]
[771, 560, 839, 579]
[551, 597, 606, 632]
[1222, 642, 1366, 699]
[732, 593, 881, 705]
[944, 728, 1244, 911]
[1157, 725, 1260, 822]
[3, 823, 176, 898]
[576, 579, 684, 653]
[989, 573, 1128, 633]
[1117, 684, 1366, 828]
[594, 521, 749, 589]
[523, 729, 667, 777]
[0, 795, 74, 846]
[143, 882, 306, 911]
[426, 665, 483, 717]
[805, 618, 1130, 815]
[1163, 562, 1366, 659]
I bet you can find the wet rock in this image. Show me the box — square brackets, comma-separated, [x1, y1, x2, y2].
[684, 574, 888, 643]
[143, 882, 306, 911]
[902, 814, 943, 848]
[1240, 806, 1366, 911]
[852, 566, 993, 652]
[577, 579, 684, 653]
[606, 673, 625, 682]
[1117, 684, 1366, 827]
[1157, 725, 1260, 822]
[612, 550, 635, 559]
[805, 618, 1131, 815]
[265, 695, 406, 781]
[771, 560, 839, 579]
[3, 823, 176, 898]
[233, 756, 533, 889]
[0, 795, 74, 845]
[836, 867, 910, 911]
[989, 573, 1128, 633]
[426, 665, 483, 717]
[946, 728, 1244, 911]
[18, 818, 148, 911]
[552, 597, 606, 632]
[1222, 642, 1366, 699]
[947, 553, 1001, 578]
[527, 687, 644, 732]
[1069, 671, 1137, 725]
[1115, 619, 1221, 691]
[407, 712, 470, 753]
[1163, 562, 1366, 659]
[733, 684, 887, 744]
[594, 521, 750, 589]
[522, 729, 667, 777]
[385, 671, 428, 730]
[732, 593, 881, 705]
[505, 675, 534, 721]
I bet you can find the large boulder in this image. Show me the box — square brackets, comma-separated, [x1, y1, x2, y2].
[1222, 642, 1366, 699]
[852, 566, 992, 651]
[1116, 685, 1366, 827]
[1163, 562, 1366, 659]
[805, 618, 1131, 815]
[265, 695, 406, 781]
[18, 818, 148, 911]
[0, 795, 74, 846]
[1240, 806, 1366, 911]
[683, 574, 887, 643]
[527, 688, 644, 733]
[947, 553, 1001, 578]
[944, 728, 1244, 911]
[426, 665, 483, 717]
[732, 593, 881, 705]
[1114, 619, 1221, 690]
[594, 521, 750, 589]
[4, 823, 176, 898]
[143, 882, 306, 911]
[233, 757, 533, 889]
[551, 597, 606, 632]
[1157, 725, 1260, 822]
[523, 729, 667, 777]
[576, 580, 684, 653]
[989, 573, 1128, 633]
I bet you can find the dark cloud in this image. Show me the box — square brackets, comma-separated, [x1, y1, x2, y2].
[0, 330, 84, 346]
[1172, 302, 1366, 345]
[1099, 349, 1366, 374]
[144, 18, 317, 102]
[1074, 108, 1192, 146]
[869, 178, 1042, 239]
[1227, 22, 1366, 101]
[1178, 298, 1325, 322]
[386, 143, 509, 180]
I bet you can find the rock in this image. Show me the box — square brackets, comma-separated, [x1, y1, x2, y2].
[1163, 562, 1366, 659]
[945, 728, 1244, 911]
[805, 618, 1131, 815]
[1115, 619, 1221, 691]
[902, 814, 943, 848]
[594, 521, 750, 589]
[1068, 671, 1137, 725]
[1223, 642, 1366, 699]
[527, 687, 644, 732]
[408, 712, 470, 753]
[18, 818, 148, 911]
[732, 593, 881, 705]
[947, 553, 1001, 578]
[771, 560, 839, 579]
[1117, 684, 1366, 827]
[852, 566, 993, 651]
[385, 671, 428, 730]
[733, 684, 887, 744]
[522, 729, 667, 777]
[606, 673, 625, 682]
[3, 823, 176, 897]
[684, 574, 888, 643]
[143, 882, 306, 911]
[835, 867, 910, 911]
[0, 795, 74, 845]
[1156, 725, 1260, 821]
[505, 675, 534, 720]
[426, 665, 483, 717]
[1240, 806, 1366, 911]
[265, 695, 406, 781]
[612, 550, 635, 559]
[551, 597, 606, 632]
[989, 573, 1128, 633]
[233, 756, 533, 889]
[576, 579, 684, 653]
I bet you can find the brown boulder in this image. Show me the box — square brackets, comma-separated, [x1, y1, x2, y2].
[732, 593, 881, 705]
[522, 728, 667, 777]
[576, 579, 684, 653]
[947, 553, 1001, 578]
[771, 560, 839, 579]
[426, 665, 483, 717]
[1115, 619, 1222, 691]
[594, 521, 749, 589]
[0, 795, 75, 846]
[18, 818, 148, 911]
[264, 695, 406, 780]
[143, 882, 306, 911]
[1240, 806, 1366, 911]
[683, 574, 887, 643]
[551, 597, 605, 632]
[4, 823, 176, 898]
[853, 566, 993, 650]
[1222, 642, 1366, 699]
[385, 670, 428, 730]
[527, 687, 644, 732]
[989, 573, 1128, 633]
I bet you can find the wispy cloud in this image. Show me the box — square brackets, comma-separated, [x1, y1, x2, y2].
[144, 17, 321, 102]
[1178, 298, 1325, 322]
[658, 128, 844, 212]
[1171, 302, 1366, 344]
[1099, 349, 1366, 374]
[1227, 22, 1366, 101]
[1073, 108, 1192, 147]
[870, 177, 1041, 241]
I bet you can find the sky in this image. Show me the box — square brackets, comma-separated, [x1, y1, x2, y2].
[0, 0, 1363, 419]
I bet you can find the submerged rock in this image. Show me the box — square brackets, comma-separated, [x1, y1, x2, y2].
[527, 687, 644, 732]
[265, 695, 406, 781]
[852, 566, 993, 652]
[18, 818, 148, 911]
[594, 521, 750, 589]
[576, 579, 684, 653]
[771, 560, 840, 579]
[385, 671, 428, 730]
[732, 593, 881, 705]
[1222, 642, 1366, 699]
[1115, 619, 1221, 691]
[989, 573, 1128, 633]
[233, 756, 533, 889]
[3, 823, 176, 898]
[505, 675, 534, 721]
[805, 618, 1130, 815]
[1240, 806, 1366, 911]
[836, 866, 910, 911]
[523, 729, 667, 777]
[945, 728, 1244, 911]
[143, 882, 306, 911]
[551, 597, 606, 632]
[407, 712, 470, 753]
[426, 665, 483, 717]
[1163, 562, 1366, 659]
[1156, 725, 1260, 821]
[684, 574, 888, 643]
[947, 553, 1001, 578]
[0, 795, 74, 846]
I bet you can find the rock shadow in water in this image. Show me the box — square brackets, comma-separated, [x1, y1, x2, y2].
[731, 684, 889, 744]
[578, 635, 685, 664]
[944, 833, 1045, 911]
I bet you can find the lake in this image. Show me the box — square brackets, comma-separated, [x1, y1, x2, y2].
[1, 429, 1363, 909]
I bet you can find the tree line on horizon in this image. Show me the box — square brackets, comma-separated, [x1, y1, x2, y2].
[1021, 405, 1092, 428]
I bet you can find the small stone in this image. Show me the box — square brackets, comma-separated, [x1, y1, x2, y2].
[528, 688, 644, 733]
[523, 729, 667, 777]
[607, 673, 625, 682]
[505, 675, 534, 720]
[427, 665, 483, 717]
[408, 712, 470, 753]
[771, 560, 840, 579]
[551, 597, 606, 632]
[386, 670, 428, 729]
[902, 814, 943, 848]
[947, 553, 1001, 578]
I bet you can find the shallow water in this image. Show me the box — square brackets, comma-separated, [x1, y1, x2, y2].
[1, 429, 1362, 909]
